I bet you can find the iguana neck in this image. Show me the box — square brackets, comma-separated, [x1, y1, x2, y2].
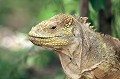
[56, 36, 82, 79]
[54, 23, 119, 79]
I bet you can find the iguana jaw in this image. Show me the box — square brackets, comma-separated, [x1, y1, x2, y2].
[29, 32, 69, 48]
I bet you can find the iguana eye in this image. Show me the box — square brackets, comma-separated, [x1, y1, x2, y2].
[51, 26, 57, 29]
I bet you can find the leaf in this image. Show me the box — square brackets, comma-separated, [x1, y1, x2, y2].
[90, 0, 107, 11]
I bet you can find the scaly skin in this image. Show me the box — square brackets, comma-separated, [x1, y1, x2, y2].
[29, 14, 120, 79]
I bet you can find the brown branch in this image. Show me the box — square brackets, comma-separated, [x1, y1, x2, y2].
[80, 0, 89, 17]
[99, 0, 112, 35]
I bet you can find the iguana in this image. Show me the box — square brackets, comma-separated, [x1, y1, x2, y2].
[28, 14, 120, 79]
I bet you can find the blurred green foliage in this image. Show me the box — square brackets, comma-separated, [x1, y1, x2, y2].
[111, 0, 120, 38]
[0, 0, 120, 79]
[90, 0, 107, 11]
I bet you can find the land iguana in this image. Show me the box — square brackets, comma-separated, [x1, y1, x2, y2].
[29, 14, 120, 79]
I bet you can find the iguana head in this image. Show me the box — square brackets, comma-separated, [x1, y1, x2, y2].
[29, 14, 76, 49]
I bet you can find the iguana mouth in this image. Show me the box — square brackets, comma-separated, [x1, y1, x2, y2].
[29, 34, 63, 39]
[28, 30, 64, 40]
[29, 36, 53, 39]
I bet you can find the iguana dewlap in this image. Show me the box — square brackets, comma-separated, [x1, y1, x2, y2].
[29, 14, 120, 79]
